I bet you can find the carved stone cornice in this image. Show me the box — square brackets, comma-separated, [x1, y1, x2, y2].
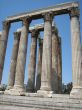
[69, 8, 79, 18]
[6, 2, 79, 22]
[43, 12, 53, 22]
[3, 21, 10, 30]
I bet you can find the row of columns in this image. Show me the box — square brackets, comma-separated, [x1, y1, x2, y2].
[4, 23, 62, 94]
[0, 7, 82, 98]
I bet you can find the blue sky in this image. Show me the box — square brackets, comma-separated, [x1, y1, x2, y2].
[0, 0, 82, 85]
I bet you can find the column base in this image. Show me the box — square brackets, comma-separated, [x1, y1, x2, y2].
[0, 84, 3, 91]
[0, 91, 4, 94]
[4, 89, 12, 95]
[5, 85, 25, 96]
[70, 87, 82, 99]
[26, 85, 35, 93]
[0, 84, 5, 94]
[37, 89, 54, 97]
[26, 88, 35, 93]
[6, 86, 13, 90]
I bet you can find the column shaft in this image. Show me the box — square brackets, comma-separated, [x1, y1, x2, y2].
[7, 32, 20, 89]
[70, 8, 82, 98]
[39, 12, 53, 93]
[0, 32, 2, 87]
[57, 37, 62, 93]
[27, 30, 38, 92]
[13, 18, 30, 94]
[0, 32, 2, 39]
[0, 21, 10, 84]
[36, 38, 43, 91]
[52, 27, 59, 93]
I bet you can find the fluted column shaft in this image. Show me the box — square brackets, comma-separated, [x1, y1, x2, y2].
[70, 8, 82, 98]
[0, 32, 2, 87]
[0, 21, 10, 84]
[52, 27, 59, 93]
[7, 32, 20, 89]
[36, 38, 43, 91]
[0, 32, 2, 39]
[57, 37, 62, 93]
[13, 18, 30, 93]
[27, 30, 38, 92]
[39, 12, 53, 92]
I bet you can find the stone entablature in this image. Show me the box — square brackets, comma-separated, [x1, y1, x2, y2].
[6, 2, 79, 22]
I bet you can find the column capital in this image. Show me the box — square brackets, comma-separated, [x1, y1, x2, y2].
[43, 12, 53, 22]
[3, 21, 10, 30]
[31, 30, 39, 38]
[14, 32, 20, 40]
[69, 8, 80, 18]
[21, 17, 31, 25]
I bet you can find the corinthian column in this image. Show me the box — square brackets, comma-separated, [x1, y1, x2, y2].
[57, 37, 62, 93]
[6, 32, 20, 90]
[0, 32, 2, 89]
[0, 32, 2, 39]
[36, 38, 43, 91]
[51, 26, 59, 93]
[70, 8, 82, 98]
[0, 21, 10, 85]
[11, 18, 30, 95]
[27, 30, 38, 92]
[52, 26, 62, 94]
[38, 12, 53, 95]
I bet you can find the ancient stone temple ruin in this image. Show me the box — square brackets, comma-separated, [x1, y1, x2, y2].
[0, 1, 82, 110]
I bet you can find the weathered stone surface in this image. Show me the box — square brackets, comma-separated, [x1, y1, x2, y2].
[0, 32, 2, 39]
[36, 38, 43, 91]
[17, 23, 44, 34]
[27, 30, 38, 92]
[70, 8, 82, 98]
[6, 2, 79, 22]
[0, 32, 2, 87]
[10, 18, 30, 95]
[38, 12, 53, 94]
[51, 26, 59, 93]
[57, 37, 62, 93]
[6, 32, 20, 90]
[0, 2, 82, 109]
[0, 94, 82, 110]
[51, 24, 62, 94]
[0, 21, 10, 84]
[0, 91, 4, 94]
